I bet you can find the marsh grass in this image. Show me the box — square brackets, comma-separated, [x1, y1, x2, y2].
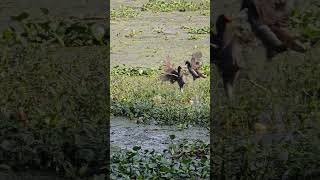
[111, 65, 210, 126]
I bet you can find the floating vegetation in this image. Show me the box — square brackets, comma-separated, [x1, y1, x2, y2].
[141, 0, 209, 12]
[111, 139, 209, 179]
[3, 10, 107, 47]
[111, 6, 140, 20]
[181, 25, 210, 34]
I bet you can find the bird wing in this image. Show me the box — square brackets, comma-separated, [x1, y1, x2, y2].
[165, 73, 179, 77]
[188, 67, 200, 78]
[191, 52, 202, 70]
[160, 73, 179, 82]
[160, 56, 180, 81]
[163, 55, 175, 73]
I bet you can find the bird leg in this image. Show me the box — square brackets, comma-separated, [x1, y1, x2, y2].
[180, 87, 184, 93]
[224, 81, 233, 99]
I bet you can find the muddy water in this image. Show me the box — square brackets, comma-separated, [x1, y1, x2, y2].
[110, 0, 210, 68]
[111, 117, 209, 152]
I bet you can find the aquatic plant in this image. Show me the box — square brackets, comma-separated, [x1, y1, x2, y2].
[141, 0, 209, 12]
[111, 139, 209, 179]
[111, 6, 140, 20]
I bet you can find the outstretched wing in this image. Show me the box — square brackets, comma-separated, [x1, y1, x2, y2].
[191, 51, 202, 70]
[163, 55, 175, 73]
[160, 55, 179, 81]
[160, 73, 179, 81]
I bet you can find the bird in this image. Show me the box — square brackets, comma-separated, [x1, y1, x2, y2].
[185, 52, 207, 81]
[212, 14, 242, 99]
[160, 56, 187, 92]
[241, 0, 306, 59]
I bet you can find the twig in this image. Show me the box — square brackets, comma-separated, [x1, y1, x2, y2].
[244, 78, 270, 93]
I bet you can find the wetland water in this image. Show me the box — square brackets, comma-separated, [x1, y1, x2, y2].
[110, 0, 210, 68]
[110, 0, 210, 152]
[111, 117, 209, 152]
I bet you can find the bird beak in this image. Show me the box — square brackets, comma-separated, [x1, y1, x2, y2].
[180, 88, 184, 93]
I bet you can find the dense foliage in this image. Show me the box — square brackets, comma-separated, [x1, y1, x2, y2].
[210, 4, 320, 179]
[3, 9, 107, 47]
[0, 12, 107, 178]
[111, 139, 209, 179]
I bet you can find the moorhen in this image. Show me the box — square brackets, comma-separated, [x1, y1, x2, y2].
[241, 0, 306, 59]
[185, 51, 207, 81]
[160, 56, 187, 92]
[212, 14, 242, 99]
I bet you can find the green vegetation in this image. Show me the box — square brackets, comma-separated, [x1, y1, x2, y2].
[290, 5, 320, 45]
[111, 0, 210, 19]
[210, 4, 320, 179]
[110, 1, 210, 178]
[181, 25, 210, 34]
[0, 10, 107, 179]
[111, 6, 140, 20]
[111, 139, 209, 179]
[141, 0, 209, 12]
[111, 65, 210, 126]
[211, 50, 320, 178]
[3, 10, 107, 47]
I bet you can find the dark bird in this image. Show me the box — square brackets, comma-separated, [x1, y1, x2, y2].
[185, 52, 207, 81]
[211, 15, 232, 64]
[241, 0, 306, 59]
[212, 14, 242, 99]
[160, 56, 186, 92]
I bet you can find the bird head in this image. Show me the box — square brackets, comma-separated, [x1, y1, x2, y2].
[216, 14, 232, 36]
[185, 61, 191, 67]
[177, 66, 182, 73]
